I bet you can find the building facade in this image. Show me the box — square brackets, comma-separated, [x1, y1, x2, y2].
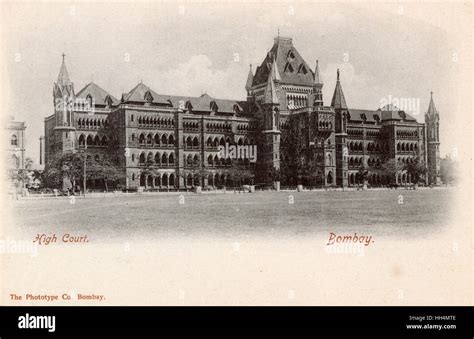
[43, 36, 441, 190]
[6, 116, 26, 172]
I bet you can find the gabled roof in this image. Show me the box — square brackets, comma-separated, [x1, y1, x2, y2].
[122, 82, 250, 114]
[252, 37, 314, 87]
[347, 108, 417, 123]
[331, 69, 347, 110]
[347, 109, 380, 123]
[122, 82, 171, 105]
[76, 82, 119, 106]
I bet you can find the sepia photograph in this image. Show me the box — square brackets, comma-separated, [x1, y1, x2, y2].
[0, 0, 471, 319]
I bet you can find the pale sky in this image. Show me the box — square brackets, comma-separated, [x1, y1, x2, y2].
[1, 1, 471, 164]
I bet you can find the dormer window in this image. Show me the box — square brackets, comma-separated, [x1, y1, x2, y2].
[398, 111, 406, 120]
[284, 63, 294, 73]
[86, 95, 93, 109]
[144, 91, 153, 104]
[233, 104, 241, 114]
[210, 101, 218, 112]
[298, 64, 307, 74]
[185, 100, 193, 112]
[287, 50, 295, 59]
[360, 113, 367, 122]
[105, 95, 113, 108]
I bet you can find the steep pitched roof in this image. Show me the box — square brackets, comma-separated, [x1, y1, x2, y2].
[122, 82, 171, 105]
[76, 82, 119, 106]
[57, 54, 72, 87]
[252, 37, 314, 87]
[314, 60, 322, 85]
[347, 109, 380, 123]
[331, 69, 347, 109]
[245, 65, 254, 91]
[263, 63, 279, 105]
[347, 108, 417, 123]
[426, 92, 439, 117]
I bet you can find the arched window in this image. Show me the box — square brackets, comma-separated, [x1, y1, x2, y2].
[186, 136, 192, 148]
[162, 153, 168, 165]
[161, 134, 168, 145]
[193, 154, 199, 166]
[139, 152, 146, 164]
[147, 152, 153, 163]
[86, 95, 93, 109]
[168, 153, 174, 165]
[193, 137, 199, 148]
[168, 135, 174, 146]
[10, 134, 18, 146]
[139, 134, 145, 145]
[11, 154, 19, 168]
[187, 154, 193, 166]
[78, 134, 85, 146]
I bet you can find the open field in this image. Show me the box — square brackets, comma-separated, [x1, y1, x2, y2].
[9, 188, 454, 241]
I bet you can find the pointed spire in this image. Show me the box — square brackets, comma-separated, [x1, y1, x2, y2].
[57, 53, 71, 87]
[331, 68, 347, 109]
[314, 60, 322, 85]
[263, 66, 279, 105]
[271, 58, 281, 82]
[245, 64, 254, 91]
[427, 91, 438, 117]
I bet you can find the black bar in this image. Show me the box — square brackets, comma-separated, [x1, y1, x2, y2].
[0, 306, 472, 337]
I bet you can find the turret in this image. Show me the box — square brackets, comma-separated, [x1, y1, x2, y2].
[425, 92, 441, 185]
[313, 60, 323, 106]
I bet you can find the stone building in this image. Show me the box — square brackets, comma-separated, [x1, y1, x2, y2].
[43, 36, 441, 190]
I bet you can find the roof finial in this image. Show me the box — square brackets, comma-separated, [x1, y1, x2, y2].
[430, 91, 433, 98]
[277, 28, 280, 38]
[62, 53, 66, 62]
[337, 68, 340, 81]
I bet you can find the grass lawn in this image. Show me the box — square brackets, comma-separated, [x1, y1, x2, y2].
[11, 188, 453, 241]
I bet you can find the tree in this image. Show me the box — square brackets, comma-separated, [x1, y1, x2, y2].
[405, 157, 427, 186]
[43, 152, 83, 189]
[440, 156, 458, 186]
[87, 156, 122, 191]
[380, 159, 402, 185]
[357, 164, 371, 188]
[139, 158, 159, 188]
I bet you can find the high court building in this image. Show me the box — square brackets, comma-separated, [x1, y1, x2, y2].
[43, 36, 441, 190]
